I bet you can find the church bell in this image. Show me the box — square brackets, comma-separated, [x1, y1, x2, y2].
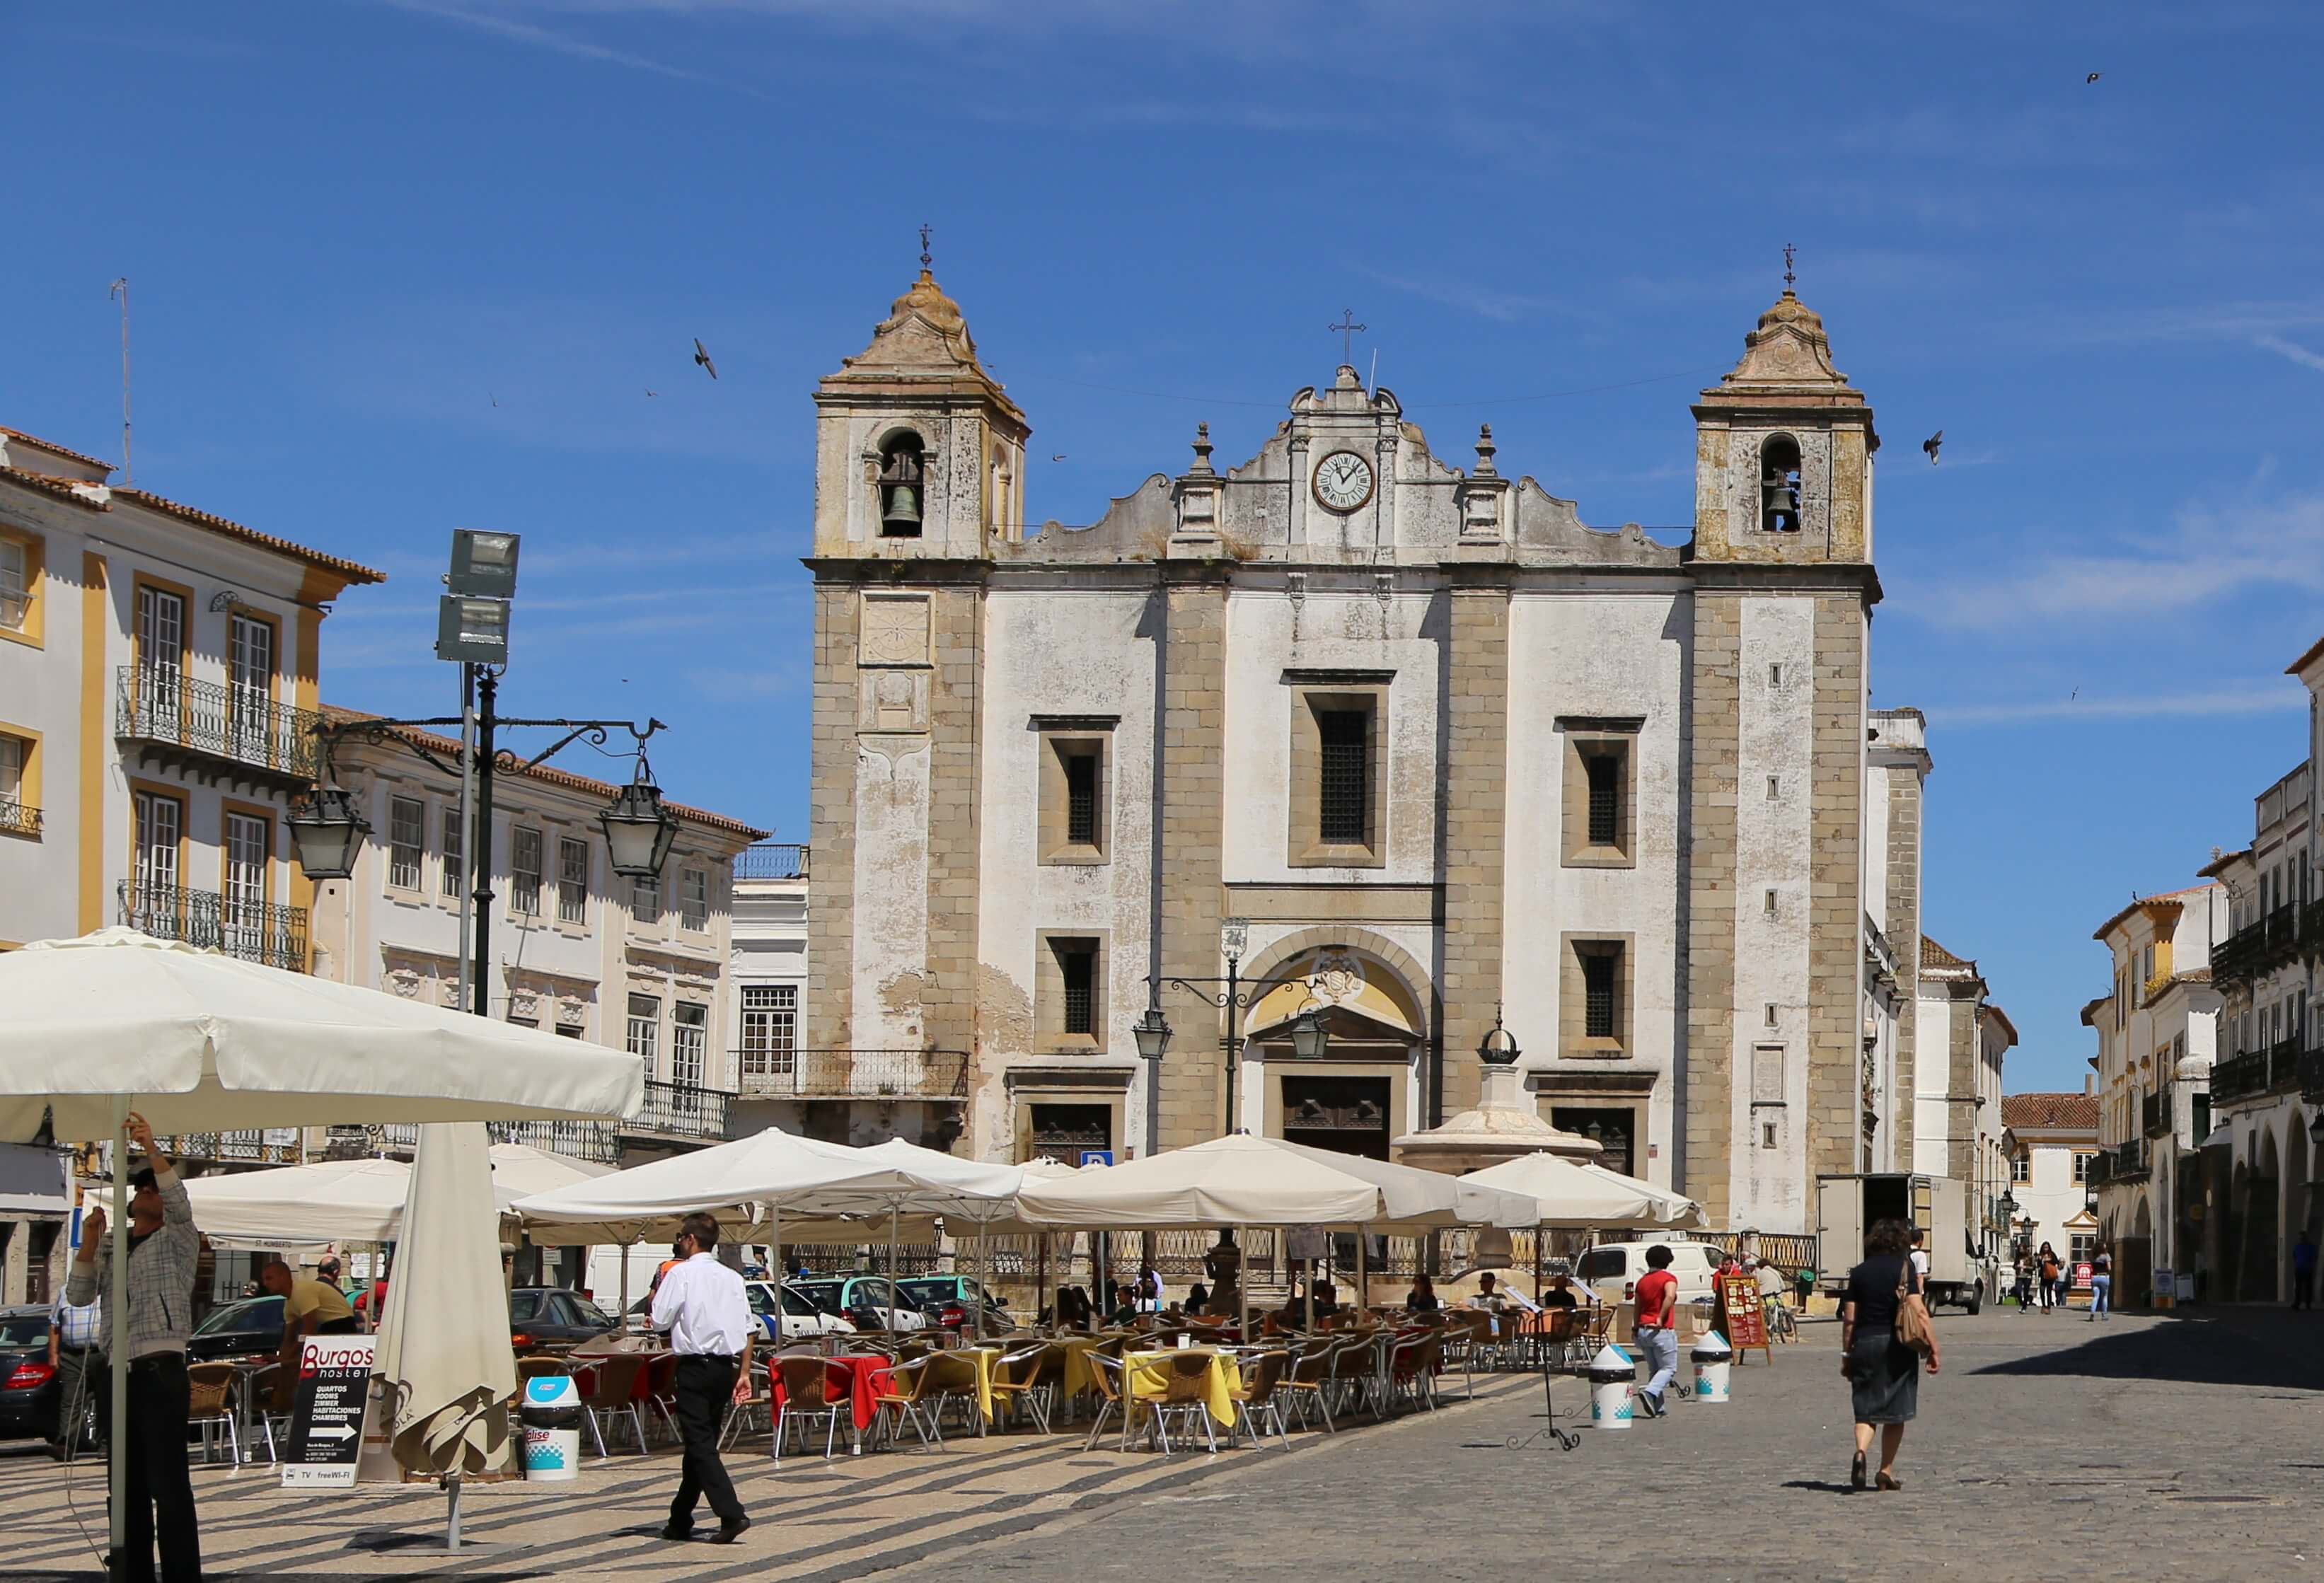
[882, 485, 921, 530]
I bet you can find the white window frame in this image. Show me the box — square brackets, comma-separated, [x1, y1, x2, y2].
[510, 827, 543, 917]
[388, 796, 424, 892]
[681, 867, 709, 932]
[672, 1002, 707, 1088]
[440, 804, 464, 898]
[626, 994, 661, 1074]
[741, 985, 798, 1079]
[557, 837, 589, 924]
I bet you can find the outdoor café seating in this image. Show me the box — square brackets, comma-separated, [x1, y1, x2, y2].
[1225, 1349, 1292, 1449]
[185, 1362, 243, 1466]
[988, 1341, 1061, 1432]
[772, 1355, 852, 1462]
[573, 1352, 652, 1458]
[1275, 1343, 1337, 1434]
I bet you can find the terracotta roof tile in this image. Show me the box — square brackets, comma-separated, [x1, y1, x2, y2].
[112, 488, 387, 586]
[0, 468, 108, 509]
[0, 426, 115, 472]
[1920, 934, 1971, 970]
[2000, 1093, 2098, 1132]
[2287, 632, 2324, 677]
[321, 704, 768, 841]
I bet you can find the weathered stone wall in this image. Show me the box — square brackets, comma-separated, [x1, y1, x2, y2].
[1682, 589, 1742, 1231]
[1438, 579, 1511, 1120]
[807, 583, 859, 1047]
[1155, 579, 1229, 1147]
[1884, 768, 1923, 1173]
[923, 585, 985, 1055]
[1807, 594, 1868, 1185]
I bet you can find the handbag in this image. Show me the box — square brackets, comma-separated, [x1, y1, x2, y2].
[1892, 1258, 1935, 1357]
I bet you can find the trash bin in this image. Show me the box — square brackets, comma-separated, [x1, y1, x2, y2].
[519, 1374, 583, 1480]
[1585, 1343, 1634, 1431]
[1692, 1332, 1733, 1404]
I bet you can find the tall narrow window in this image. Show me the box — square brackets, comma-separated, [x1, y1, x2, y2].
[510, 828, 543, 916]
[741, 985, 798, 1079]
[1583, 951, 1617, 1039]
[681, 867, 710, 932]
[1317, 709, 1370, 845]
[0, 536, 28, 631]
[1060, 946, 1096, 1035]
[440, 805, 464, 898]
[129, 789, 183, 931]
[1759, 435, 1802, 533]
[136, 586, 185, 696]
[557, 837, 589, 924]
[0, 736, 25, 820]
[632, 874, 661, 925]
[222, 811, 268, 953]
[625, 993, 660, 1071]
[226, 613, 273, 764]
[388, 796, 424, 891]
[1585, 753, 1620, 847]
[1064, 753, 1098, 846]
[878, 434, 926, 537]
[671, 1002, 707, 1087]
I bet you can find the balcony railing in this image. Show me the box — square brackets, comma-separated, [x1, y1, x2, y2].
[2272, 1038, 2304, 1091]
[732, 1048, 971, 1101]
[116, 666, 325, 782]
[2141, 1089, 2171, 1137]
[2111, 1137, 2148, 1180]
[0, 799, 39, 837]
[734, 842, 809, 881]
[120, 880, 308, 971]
[158, 1130, 300, 1166]
[2211, 1050, 2270, 1103]
[369, 1118, 623, 1164]
[2086, 1152, 2114, 1188]
[2303, 1048, 2324, 1103]
[626, 1079, 733, 1141]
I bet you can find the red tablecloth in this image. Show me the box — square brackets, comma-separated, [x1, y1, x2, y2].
[770, 1353, 893, 1433]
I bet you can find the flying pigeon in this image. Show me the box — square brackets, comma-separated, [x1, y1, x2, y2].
[1922, 430, 1943, 464]
[645, 389, 659, 398]
[693, 338, 718, 380]
[2086, 72, 2102, 83]
[1050, 453, 1068, 462]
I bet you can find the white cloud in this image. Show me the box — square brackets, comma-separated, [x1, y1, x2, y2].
[377, 0, 715, 83]
[2253, 334, 2324, 376]
[1929, 685, 2309, 729]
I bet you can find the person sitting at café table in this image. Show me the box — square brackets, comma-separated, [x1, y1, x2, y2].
[1105, 1285, 1140, 1327]
[1404, 1274, 1440, 1314]
[1469, 1272, 1538, 1312]
[1538, 1272, 1580, 1310]
[1184, 1281, 1210, 1317]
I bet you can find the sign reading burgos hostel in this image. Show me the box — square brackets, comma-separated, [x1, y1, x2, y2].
[282, 1334, 376, 1488]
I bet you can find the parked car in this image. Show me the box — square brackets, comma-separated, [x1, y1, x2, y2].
[745, 1282, 858, 1343]
[187, 1295, 286, 1365]
[0, 1306, 61, 1442]
[791, 1276, 932, 1333]
[1575, 1241, 1721, 1309]
[896, 1276, 1011, 1335]
[509, 1287, 622, 1352]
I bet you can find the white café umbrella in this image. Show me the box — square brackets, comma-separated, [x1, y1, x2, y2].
[183, 1142, 613, 1251]
[373, 1123, 511, 1546]
[1463, 1152, 1663, 1229]
[851, 1138, 1024, 1331]
[0, 930, 641, 1572]
[1576, 1161, 1707, 1229]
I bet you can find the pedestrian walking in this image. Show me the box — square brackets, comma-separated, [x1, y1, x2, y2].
[1907, 1227, 1931, 1294]
[650, 1212, 752, 1545]
[2292, 1232, 2317, 1311]
[46, 1286, 101, 1459]
[1840, 1217, 1940, 1491]
[2036, 1243, 2060, 1314]
[1631, 1245, 1680, 1417]
[67, 1112, 203, 1583]
[2088, 1244, 2112, 1321]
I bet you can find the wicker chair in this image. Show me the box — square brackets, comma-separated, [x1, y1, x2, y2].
[641, 1352, 682, 1445]
[1225, 1350, 1292, 1449]
[1077, 1352, 1143, 1451]
[987, 1342, 1060, 1433]
[719, 1359, 774, 1450]
[572, 1352, 652, 1457]
[1146, 1351, 1222, 1454]
[1275, 1343, 1337, 1434]
[870, 1355, 954, 1449]
[185, 1363, 241, 1465]
[773, 1356, 852, 1463]
[1387, 1333, 1440, 1414]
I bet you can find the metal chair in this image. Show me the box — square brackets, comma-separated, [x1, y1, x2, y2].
[185, 1363, 241, 1465]
[1146, 1351, 1221, 1454]
[572, 1352, 652, 1457]
[1275, 1343, 1337, 1434]
[869, 1355, 948, 1449]
[719, 1359, 774, 1450]
[1225, 1349, 1292, 1449]
[773, 1356, 850, 1463]
[987, 1342, 1060, 1432]
[1078, 1352, 1145, 1451]
[1387, 1333, 1440, 1414]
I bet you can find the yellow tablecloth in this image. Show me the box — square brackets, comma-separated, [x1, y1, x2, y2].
[1122, 1347, 1241, 1429]
[1058, 1335, 1108, 1400]
[959, 1345, 998, 1423]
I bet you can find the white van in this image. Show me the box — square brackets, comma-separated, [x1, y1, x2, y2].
[1575, 1241, 1721, 1309]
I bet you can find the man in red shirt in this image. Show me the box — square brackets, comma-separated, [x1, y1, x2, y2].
[1632, 1245, 1680, 1417]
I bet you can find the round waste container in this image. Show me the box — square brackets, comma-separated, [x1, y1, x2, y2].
[1691, 1333, 1733, 1404]
[1584, 1344, 1634, 1431]
[520, 1374, 582, 1480]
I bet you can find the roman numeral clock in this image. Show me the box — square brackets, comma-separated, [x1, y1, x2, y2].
[1312, 448, 1376, 513]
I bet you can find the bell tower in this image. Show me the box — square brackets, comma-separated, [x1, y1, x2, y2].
[1687, 286, 1876, 564]
[812, 260, 1029, 560]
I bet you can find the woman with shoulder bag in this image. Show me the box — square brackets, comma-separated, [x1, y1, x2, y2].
[1839, 1217, 1941, 1491]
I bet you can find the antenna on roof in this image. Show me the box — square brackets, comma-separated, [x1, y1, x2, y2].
[108, 277, 132, 486]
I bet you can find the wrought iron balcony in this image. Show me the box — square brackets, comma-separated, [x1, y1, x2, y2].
[2302, 1047, 2324, 1103]
[732, 1048, 971, 1101]
[115, 666, 325, 788]
[0, 798, 38, 837]
[2141, 1089, 2171, 1137]
[2210, 1050, 2269, 1103]
[734, 842, 809, 881]
[2086, 1151, 2114, 1187]
[2270, 1037, 2304, 1092]
[119, 880, 308, 971]
[366, 1118, 623, 1164]
[158, 1130, 300, 1166]
[2211, 921, 2268, 986]
[2110, 1137, 2148, 1180]
[625, 1078, 734, 1141]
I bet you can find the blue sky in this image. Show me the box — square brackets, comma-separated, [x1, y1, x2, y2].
[8, 2, 2324, 1094]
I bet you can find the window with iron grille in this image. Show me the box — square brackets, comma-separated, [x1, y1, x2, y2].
[510, 828, 543, 916]
[1064, 753, 1098, 846]
[626, 994, 659, 1069]
[672, 1002, 707, 1086]
[557, 837, 589, 923]
[681, 867, 709, 932]
[1316, 708, 1370, 845]
[741, 985, 797, 1077]
[1583, 950, 1617, 1039]
[1585, 752, 1620, 847]
[388, 797, 424, 891]
[1058, 943, 1097, 1035]
[440, 804, 463, 897]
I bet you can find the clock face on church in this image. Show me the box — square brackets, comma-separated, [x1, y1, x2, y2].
[1312, 449, 1375, 513]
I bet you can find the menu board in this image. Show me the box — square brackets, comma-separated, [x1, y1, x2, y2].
[1718, 1274, 1769, 1355]
[282, 1334, 375, 1488]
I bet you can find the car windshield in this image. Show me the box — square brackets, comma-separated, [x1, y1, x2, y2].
[793, 1282, 846, 1315]
[510, 1292, 548, 1323]
[194, 1297, 283, 1337]
[895, 1280, 952, 1306]
[1576, 1250, 1627, 1282]
[748, 1285, 821, 1319]
[567, 1295, 613, 1326]
[0, 1314, 50, 1347]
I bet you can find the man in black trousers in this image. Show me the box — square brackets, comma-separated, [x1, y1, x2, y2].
[649, 1212, 753, 1543]
[68, 1113, 203, 1583]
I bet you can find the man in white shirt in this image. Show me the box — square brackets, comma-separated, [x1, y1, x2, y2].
[1469, 1272, 1539, 1312]
[650, 1213, 753, 1544]
[1908, 1229, 1932, 1292]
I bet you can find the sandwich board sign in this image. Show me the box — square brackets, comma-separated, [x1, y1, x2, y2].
[282, 1334, 375, 1488]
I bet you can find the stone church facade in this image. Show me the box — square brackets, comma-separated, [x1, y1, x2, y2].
[804, 265, 1895, 1234]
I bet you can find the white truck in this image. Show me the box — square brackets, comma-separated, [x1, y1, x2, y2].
[1815, 1173, 1995, 1314]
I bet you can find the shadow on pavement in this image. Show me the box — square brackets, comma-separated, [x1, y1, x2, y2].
[1969, 1310, 2324, 1390]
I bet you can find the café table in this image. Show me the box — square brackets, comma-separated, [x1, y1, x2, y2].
[226, 1357, 280, 1467]
[1120, 1345, 1242, 1438]
[770, 1352, 894, 1456]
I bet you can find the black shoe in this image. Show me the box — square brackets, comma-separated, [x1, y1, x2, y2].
[712, 1516, 751, 1546]
[661, 1522, 694, 1541]
[1851, 1451, 1868, 1490]
[1636, 1391, 1663, 1418]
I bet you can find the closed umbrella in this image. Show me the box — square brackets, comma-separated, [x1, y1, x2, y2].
[0, 930, 640, 1581]
[373, 1123, 513, 1546]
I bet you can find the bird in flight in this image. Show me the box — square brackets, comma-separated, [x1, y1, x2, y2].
[1050, 453, 1068, 462]
[1922, 430, 1943, 465]
[645, 389, 658, 398]
[693, 338, 718, 380]
[2086, 71, 2102, 83]
[490, 393, 500, 408]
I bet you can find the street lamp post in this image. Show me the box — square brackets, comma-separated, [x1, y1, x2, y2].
[1131, 918, 1329, 1146]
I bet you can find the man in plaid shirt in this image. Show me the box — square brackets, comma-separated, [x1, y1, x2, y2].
[67, 1113, 203, 1583]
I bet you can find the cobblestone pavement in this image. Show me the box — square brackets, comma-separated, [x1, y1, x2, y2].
[5, 1311, 2318, 1582]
